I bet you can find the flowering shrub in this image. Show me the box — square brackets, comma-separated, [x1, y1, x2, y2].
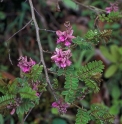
[0, 0, 122, 124]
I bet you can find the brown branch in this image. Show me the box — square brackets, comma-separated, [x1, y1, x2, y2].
[28, 0, 57, 101]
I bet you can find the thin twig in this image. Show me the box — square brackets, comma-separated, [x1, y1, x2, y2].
[43, 49, 53, 54]
[8, 49, 13, 65]
[71, 0, 106, 14]
[28, 0, 57, 101]
[23, 108, 32, 122]
[34, 7, 42, 18]
[5, 19, 32, 65]
[5, 19, 32, 42]
[39, 28, 56, 33]
[23, 92, 43, 122]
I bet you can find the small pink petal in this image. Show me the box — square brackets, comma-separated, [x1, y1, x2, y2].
[36, 93, 40, 96]
[65, 41, 71, 46]
[52, 102, 59, 108]
[56, 30, 64, 36]
[10, 108, 15, 115]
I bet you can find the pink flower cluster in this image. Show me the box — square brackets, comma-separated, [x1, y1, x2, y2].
[51, 48, 72, 68]
[17, 56, 36, 73]
[32, 82, 40, 97]
[105, 2, 118, 13]
[56, 29, 75, 46]
[7, 98, 21, 115]
[52, 99, 69, 114]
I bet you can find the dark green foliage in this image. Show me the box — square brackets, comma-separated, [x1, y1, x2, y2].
[19, 87, 38, 100]
[0, 76, 8, 94]
[84, 79, 99, 93]
[77, 61, 104, 92]
[0, 86, 8, 94]
[24, 64, 43, 81]
[90, 104, 114, 124]
[85, 30, 112, 44]
[15, 78, 28, 86]
[62, 66, 79, 103]
[57, 68, 65, 76]
[85, 30, 100, 44]
[72, 36, 92, 50]
[52, 79, 59, 89]
[7, 80, 18, 94]
[99, 12, 122, 22]
[0, 95, 15, 109]
[75, 108, 91, 124]
[73, 29, 112, 48]
[16, 99, 35, 115]
[0, 64, 43, 116]
[75, 104, 114, 124]
[77, 60, 104, 80]
[61, 61, 104, 102]
[62, 75, 79, 103]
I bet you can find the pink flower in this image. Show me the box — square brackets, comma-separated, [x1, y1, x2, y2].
[51, 48, 72, 68]
[36, 92, 40, 96]
[17, 56, 36, 73]
[56, 29, 75, 46]
[32, 83, 40, 97]
[105, 2, 118, 13]
[52, 99, 69, 114]
[10, 108, 15, 115]
[33, 83, 38, 91]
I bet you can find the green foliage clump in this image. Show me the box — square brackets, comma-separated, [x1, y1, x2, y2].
[75, 104, 114, 124]
[73, 29, 112, 48]
[76, 108, 91, 124]
[0, 64, 43, 117]
[90, 104, 114, 124]
[61, 61, 104, 103]
[62, 66, 79, 103]
[100, 45, 122, 78]
[99, 12, 122, 22]
[77, 61, 104, 92]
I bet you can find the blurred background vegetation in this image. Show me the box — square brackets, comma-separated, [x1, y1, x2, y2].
[0, 0, 122, 123]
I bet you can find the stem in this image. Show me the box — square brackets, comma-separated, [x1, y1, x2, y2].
[28, 0, 57, 100]
[71, 0, 106, 14]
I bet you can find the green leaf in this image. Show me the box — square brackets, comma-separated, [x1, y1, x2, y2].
[19, 87, 38, 100]
[16, 99, 35, 115]
[52, 118, 67, 124]
[118, 47, 122, 55]
[51, 108, 58, 115]
[78, 60, 104, 80]
[105, 64, 118, 78]
[75, 108, 91, 124]
[0, 12, 6, 20]
[63, 0, 78, 10]
[84, 79, 99, 93]
[110, 45, 119, 62]
[111, 85, 120, 99]
[100, 46, 116, 63]
[90, 104, 114, 123]
[110, 104, 120, 115]
[0, 114, 4, 124]
[27, 64, 43, 81]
